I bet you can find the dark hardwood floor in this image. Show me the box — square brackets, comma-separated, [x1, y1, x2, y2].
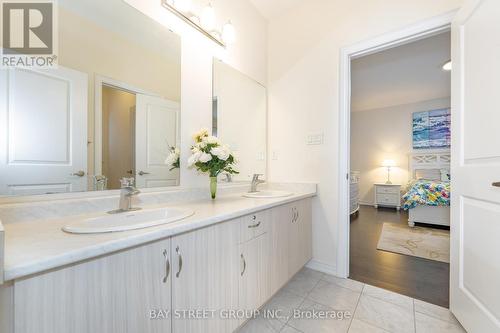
[349, 205, 450, 308]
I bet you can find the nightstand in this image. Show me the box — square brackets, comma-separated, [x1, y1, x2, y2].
[374, 183, 401, 211]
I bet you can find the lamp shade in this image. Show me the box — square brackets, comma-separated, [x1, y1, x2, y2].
[381, 159, 396, 167]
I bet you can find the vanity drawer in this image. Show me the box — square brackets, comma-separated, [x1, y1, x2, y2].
[377, 193, 400, 205]
[240, 210, 269, 243]
[376, 186, 400, 195]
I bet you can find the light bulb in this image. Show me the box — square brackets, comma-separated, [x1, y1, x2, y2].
[175, 0, 191, 13]
[201, 3, 216, 30]
[222, 20, 236, 44]
[442, 60, 452, 71]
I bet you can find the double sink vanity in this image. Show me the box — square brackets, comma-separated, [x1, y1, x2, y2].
[0, 1, 314, 332]
[0, 183, 316, 333]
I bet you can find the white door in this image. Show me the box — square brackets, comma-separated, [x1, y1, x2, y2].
[451, 1, 500, 332]
[135, 94, 179, 188]
[0, 67, 88, 195]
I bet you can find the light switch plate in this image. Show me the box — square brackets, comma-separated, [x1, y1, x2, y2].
[307, 133, 324, 145]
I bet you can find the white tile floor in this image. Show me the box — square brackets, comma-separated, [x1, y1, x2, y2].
[237, 268, 466, 333]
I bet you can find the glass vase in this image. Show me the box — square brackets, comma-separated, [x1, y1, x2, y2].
[210, 176, 217, 199]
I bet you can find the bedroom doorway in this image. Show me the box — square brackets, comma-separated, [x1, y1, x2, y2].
[344, 27, 452, 307]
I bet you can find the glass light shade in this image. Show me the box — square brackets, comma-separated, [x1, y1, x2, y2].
[382, 159, 396, 167]
[222, 21, 236, 44]
[174, 0, 191, 13]
[200, 3, 216, 30]
[442, 60, 452, 71]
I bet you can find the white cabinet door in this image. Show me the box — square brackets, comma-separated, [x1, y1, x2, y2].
[288, 199, 313, 276]
[171, 220, 240, 333]
[135, 94, 180, 188]
[450, 1, 500, 331]
[270, 204, 290, 294]
[239, 233, 271, 324]
[298, 199, 313, 267]
[0, 67, 88, 195]
[288, 202, 302, 276]
[14, 238, 172, 333]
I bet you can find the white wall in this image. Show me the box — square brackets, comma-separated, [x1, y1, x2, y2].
[351, 98, 450, 205]
[267, 0, 463, 274]
[124, 0, 268, 187]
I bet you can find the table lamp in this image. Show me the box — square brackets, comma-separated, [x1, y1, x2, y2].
[382, 159, 396, 184]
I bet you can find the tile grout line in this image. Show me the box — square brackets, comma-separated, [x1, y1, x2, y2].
[281, 275, 323, 333]
[361, 285, 414, 312]
[413, 298, 417, 333]
[354, 294, 411, 333]
[347, 283, 365, 332]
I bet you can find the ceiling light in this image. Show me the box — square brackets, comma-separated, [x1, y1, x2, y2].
[201, 3, 216, 31]
[442, 60, 452, 71]
[222, 21, 236, 44]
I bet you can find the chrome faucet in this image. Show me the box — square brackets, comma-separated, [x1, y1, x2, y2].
[249, 174, 265, 193]
[223, 173, 233, 183]
[108, 178, 141, 214]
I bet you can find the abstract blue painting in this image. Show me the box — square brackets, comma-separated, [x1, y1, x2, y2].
[412, 108, 450, 149]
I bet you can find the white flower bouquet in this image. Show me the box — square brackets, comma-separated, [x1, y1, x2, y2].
[188, 129, 238, 198]
[165, 146, 180, 171]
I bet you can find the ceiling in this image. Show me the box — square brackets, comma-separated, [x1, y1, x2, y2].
[248, 0, 305, 19]
[351, 32, 451, 112]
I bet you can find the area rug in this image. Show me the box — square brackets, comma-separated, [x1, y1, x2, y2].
[377, 223, 450, 263]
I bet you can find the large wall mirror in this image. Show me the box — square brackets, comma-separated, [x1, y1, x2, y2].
[212, 60, 267, 182]
[0, 0, 181, 196]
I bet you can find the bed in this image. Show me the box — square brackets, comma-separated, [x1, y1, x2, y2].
[404, 151, 451, 228]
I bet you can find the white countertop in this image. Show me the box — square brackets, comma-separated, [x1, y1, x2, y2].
[3, 189, 315, 281]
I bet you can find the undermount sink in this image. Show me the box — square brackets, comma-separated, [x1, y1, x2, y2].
[62, 207, 194, 234]
[243, 190, 293, 199]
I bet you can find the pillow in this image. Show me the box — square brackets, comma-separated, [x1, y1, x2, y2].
[415, 169, 441, 181]
[440, 169, 451, 181]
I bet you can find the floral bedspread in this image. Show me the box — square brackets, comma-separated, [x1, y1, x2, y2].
[402, 180, 450, 210]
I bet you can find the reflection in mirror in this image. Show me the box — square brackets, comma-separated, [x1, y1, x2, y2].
[212, 60, 267, 182]
[0, 0, 181, 196]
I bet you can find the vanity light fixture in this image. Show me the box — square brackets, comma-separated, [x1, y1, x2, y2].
[161, 0, 234, 48]
[174, 0, 192, 13]
[222, 20, 236, 45]
[442, 60, 452, 71]
[200, 3, 216, 30]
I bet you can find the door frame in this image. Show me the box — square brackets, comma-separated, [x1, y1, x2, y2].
[94, 75, 160, 176]
[336, 10, 457, 278]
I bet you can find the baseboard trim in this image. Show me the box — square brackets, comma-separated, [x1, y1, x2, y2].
[305, 259, 337, 276]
